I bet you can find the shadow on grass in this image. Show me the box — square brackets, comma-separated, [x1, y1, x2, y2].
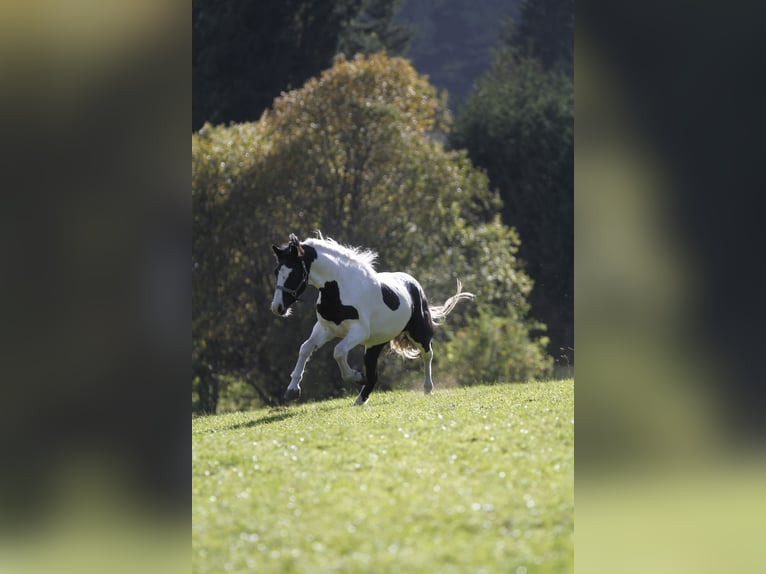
[222, 410, 297, 431]
[312, 401, 352, 414]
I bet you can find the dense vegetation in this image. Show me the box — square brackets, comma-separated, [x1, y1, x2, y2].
[395, 0, 521, 108]
[192, 0, 411, 130]
[193, 53, 552, 412]
[451, 0, 574, 365]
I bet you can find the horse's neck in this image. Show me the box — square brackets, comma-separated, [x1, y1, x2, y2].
[307, 251, 339, 288]
[308, 250, 362, 288]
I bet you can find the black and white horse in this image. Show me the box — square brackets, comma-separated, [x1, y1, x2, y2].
[271, 233, 474, 405]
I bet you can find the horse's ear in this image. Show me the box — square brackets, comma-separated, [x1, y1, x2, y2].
[272, 244, 280, 257]
[288, 233, 304, 257]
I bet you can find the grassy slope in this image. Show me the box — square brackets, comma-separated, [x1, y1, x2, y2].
[192, 380, 574, 573]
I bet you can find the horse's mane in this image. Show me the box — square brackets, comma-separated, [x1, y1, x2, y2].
[304, 233, 378, 270]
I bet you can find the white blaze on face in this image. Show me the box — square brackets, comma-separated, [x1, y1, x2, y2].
[271, 265, 292, 315]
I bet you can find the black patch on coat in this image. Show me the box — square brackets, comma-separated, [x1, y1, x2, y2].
[403, 281, 434, 352]
[317, 281, 359, 325]
[381, 284, 400, 310]
[302, 245, 318, 265]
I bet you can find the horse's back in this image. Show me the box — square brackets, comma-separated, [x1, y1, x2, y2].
[356, 272, 417, 345]
[376, 272, 421, 309]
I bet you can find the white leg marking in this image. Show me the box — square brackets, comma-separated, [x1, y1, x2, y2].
[288, 323, 332, 393]
[423, 348, 434, 395]
[332, 324, 368, 383]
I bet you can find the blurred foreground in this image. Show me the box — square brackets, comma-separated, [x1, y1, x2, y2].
[1, 455, 186, 574]
[577, 4, 766, 572]
[1, 1, 188, 573]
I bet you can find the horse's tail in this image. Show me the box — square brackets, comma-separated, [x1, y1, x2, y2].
[390, 279, 475, 360]
[390, 334, 422, 359]
[429, 279, 475, 326]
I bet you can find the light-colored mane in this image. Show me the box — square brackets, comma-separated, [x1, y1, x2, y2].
[304, 234, 378, 271]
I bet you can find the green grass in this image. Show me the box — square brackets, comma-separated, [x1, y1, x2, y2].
[192, 380, 574, 573]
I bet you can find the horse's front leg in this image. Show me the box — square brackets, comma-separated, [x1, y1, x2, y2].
[285, 322, 332, 401]
[332, 323, 369, 388]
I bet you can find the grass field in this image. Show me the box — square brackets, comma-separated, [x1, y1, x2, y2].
[192, 380, 573, 573]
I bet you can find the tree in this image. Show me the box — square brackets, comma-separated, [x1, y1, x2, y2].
[395, 0, 521, 109]
[338, 0, 412, 56]
[451, 51, 574, 366]
[503, 0, 573, 75]
[192, 0, 411, 130]
[192, 53, 551, 412]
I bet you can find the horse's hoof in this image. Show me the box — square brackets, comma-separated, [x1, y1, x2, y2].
[284, 387, 301, 401]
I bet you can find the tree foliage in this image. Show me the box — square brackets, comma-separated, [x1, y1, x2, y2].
[338, 0, 412, 57]
[450, 50, 574, 366]
[192, 53, 551, 412]
[192, 0, 411, 130]
[449, 0, 574, 365]
[395, 0, 520, 108]
[503, 0, 573, 75]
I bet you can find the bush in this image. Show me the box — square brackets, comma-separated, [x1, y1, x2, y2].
[441, 304, 552, 385]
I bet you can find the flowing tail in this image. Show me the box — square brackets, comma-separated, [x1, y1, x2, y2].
[390, 279, 475, 359]
[429, 279, 475, 325]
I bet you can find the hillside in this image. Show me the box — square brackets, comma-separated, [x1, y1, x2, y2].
[192, 380, 573, 572]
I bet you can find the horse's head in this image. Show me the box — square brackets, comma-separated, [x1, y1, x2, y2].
[270, 234, 310, 316]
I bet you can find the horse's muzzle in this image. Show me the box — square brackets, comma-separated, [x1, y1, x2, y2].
[271, 302, 286, 316]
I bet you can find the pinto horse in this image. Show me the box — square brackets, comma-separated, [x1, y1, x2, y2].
[270, 232, 474, 405]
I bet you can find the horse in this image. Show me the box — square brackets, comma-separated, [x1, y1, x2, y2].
[270, 232, 474, 405]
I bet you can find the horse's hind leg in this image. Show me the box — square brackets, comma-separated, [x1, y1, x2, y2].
[355, 343, 385, 406]
[402, 281, 435, 394]
[421, 342, 434, 395]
